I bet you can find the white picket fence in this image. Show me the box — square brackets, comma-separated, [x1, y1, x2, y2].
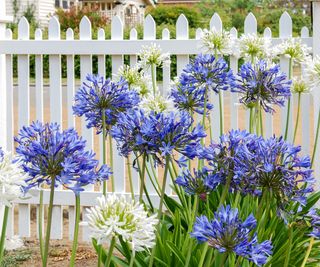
[0, 3, 320, 241]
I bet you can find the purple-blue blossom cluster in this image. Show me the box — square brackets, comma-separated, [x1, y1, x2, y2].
[199, 130, 314, 208]
[180, 54, 235, 94]
[175, 167, 221, 200]
[111, 109, 206, 166]
[191, 205, 273, 266]
[170, 84, 213, 115]
[232, 60, 291, 113]
[73, 74, 140, 133]
[170, 54, 235, 114]
[15, 121, 111, 194]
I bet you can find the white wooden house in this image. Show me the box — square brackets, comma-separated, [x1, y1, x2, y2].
[78, 0, 156, 26]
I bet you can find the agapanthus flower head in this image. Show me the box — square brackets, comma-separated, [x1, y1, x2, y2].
[305, 55, 320, 89]
[117, 65, 150, 96]
[191, 205, 272, 266]
[308, 209, 320, 239]
[237, 34, 271, 62]
[245, 136, 314, 206]
[170, 83, 213, 115]
[0, 150, 27, 207]
[179, 54, 235, 94]
[140, 92, 175, 114]
[85, 194, 158, 251]
[175, 167, 221, 200]
[15, 121, 111, 194]
[138, 43, 170, 69]
[111, 109, 206, 166]
[275, 38, 311, 62]
[233, 60, 291, 113]
[201, 28, 234, 55]
[199, 129, 258, 194]
[73, 74, 140, 133]
[291, 77, 309, 94]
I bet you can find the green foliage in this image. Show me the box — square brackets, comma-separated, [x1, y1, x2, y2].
[1, 249, 32, 267]
[146, 5, 201, 28]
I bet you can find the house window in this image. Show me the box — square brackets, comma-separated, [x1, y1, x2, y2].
[55, 0, 60, 7]
[70, 1, 74, 6]
[101, 3, 105, 10]
[63, 0, 68, 8]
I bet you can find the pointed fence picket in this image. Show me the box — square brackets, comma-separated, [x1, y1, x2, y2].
[0, 10, 318, 241]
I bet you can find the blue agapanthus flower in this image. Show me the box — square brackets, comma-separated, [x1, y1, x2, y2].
[170, 84, 213, 115]
[238, 136, 314, 207]
[175, 167, 221, 200]
[199, 130, 313, 208]
[199, 129, 258, 193]
[111, 109, 206, 166]
[308, 209, 320, 238]
[73, 74, 140, 133]
[233, 60, 291, 113]
[15, 121, 111, 194]
[180, 54, 235, 94]
[191, 205, 272, 266]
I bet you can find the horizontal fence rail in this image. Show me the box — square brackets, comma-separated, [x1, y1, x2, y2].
[0, 11, 320, 241]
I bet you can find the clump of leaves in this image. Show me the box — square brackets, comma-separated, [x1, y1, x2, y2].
[1, 249, 32, 267]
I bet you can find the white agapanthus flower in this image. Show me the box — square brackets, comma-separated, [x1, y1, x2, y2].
[305, 55, 320, 89]
[275, 38, 311, 62]
[291, 77, 309, 94]
[0, 152, 27, 207]
[201, 28, 234, 56]
[138, 43, 170, 69]
[85, 195, 158, 251]
[140, 93, 176, 114]
[118, 65, 151, 96]
[237, 34, 271, 62]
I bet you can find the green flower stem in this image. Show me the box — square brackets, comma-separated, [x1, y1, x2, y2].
[105, 237, 116, 267]
[102, 109, 107, 196]
[198, 243, 208, 267]
[157, 156, 170, 219]
[219, 252, 229, 267]
[43, 176, 56, 267]
[218, 173, 232, 207]
[70, 194, 80, 267]
[136, 155, 154, 211]
[126, 156, 135, 200]
[284, 225, 293, 267]
[139, 154, 147, 204]
[300, 237, 315, 267]
[97, 245, 102, 267]
[293, 92, 301, 143]
[108, 134, 115, 192]
[39, 189, 44, 264]
[200, 86, 208, 169]
[129, 249, 135, 267]
[185, 196, 199, 267]
[0, 205, 9, 262]
[151, 63, 157, 97]
[148, 156, 170, 267]
[255, 103, 261, 136]
[284, 58, 293, 141]
[311, 108, 320, 167]
[249, 107, 254, 133]
[235, 256, 242, 267]
[259, 107, 264, 137]
[219, 90, 224, 136]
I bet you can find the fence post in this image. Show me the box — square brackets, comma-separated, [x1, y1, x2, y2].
[0, 2, 12, 150]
